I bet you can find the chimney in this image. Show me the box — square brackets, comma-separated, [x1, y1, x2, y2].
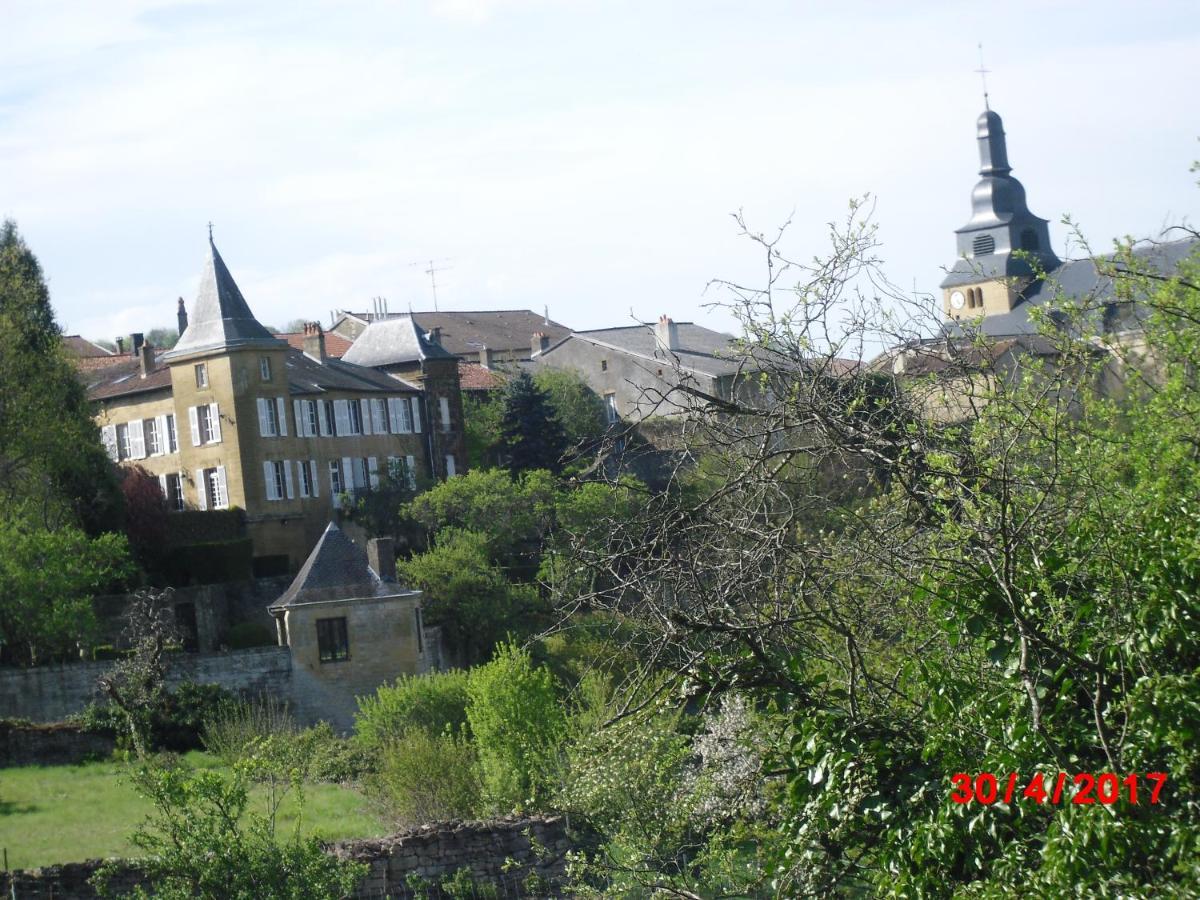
[480, 345, 493, 369]
[115, 336, 125, 355]
[303, 321, 327, 363]
[139, 341, 154, 378]
[654, 315, 678, 354]
[367, 537, 396, 582]
[428, 326, 442, 344]
[176, 297, 188, 335]
[532, 332, 550, 357]
[130, 332, 145, 357]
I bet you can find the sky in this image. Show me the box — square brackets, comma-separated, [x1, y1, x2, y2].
[1, 0, 1197, 347]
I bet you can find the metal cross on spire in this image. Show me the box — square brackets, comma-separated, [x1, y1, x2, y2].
[976, 43, 991, 110]
[207, 221, 214, 241]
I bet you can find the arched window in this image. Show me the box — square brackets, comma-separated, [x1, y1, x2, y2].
[1020, 229, 1039, 252]
[973, 234, 996, 256]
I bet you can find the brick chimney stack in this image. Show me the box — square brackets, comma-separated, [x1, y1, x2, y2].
[532, 332, 550, 357]
[177, 297, 189, 336]
[480, 345, 493, 369]
[303, 322, 327, 363]
[654, 315, 679, 354]
[367, 537, 396, 582]
[138, 341, 154, 378]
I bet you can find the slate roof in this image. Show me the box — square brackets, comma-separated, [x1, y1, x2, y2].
[274, 331, 353, 358]
[63, 335, 115, 359]
[947, 237, 1199, 338]
[342, 310, 571, 357]
[85, 354, 173, 400]
[270, 522, 408, 610]
[165, 239, 287, 359]
[342, 316, 457, 368]
[545, 322, 755, 378]
[284, 349, 421, 395]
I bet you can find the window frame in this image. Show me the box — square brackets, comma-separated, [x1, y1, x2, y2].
[195, 363, 208, 389]
[116, 423, 131, 460]
[347, 400, 364, 435]
[259, 356, 272, 381]
[166, 414, 178, 453]
[165, 473, 185, 511]
[316, 617, 350, 663]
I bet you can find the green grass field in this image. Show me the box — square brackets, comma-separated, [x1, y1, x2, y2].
[0, 752, 387, 869]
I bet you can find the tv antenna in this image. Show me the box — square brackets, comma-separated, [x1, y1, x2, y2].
[409, 257, 454, 311]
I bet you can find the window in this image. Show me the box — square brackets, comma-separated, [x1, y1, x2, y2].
[198, 405, 217, 443]
[165, 473, 184, 511]
[165, 414, 178, 453]
[259, 356, 271, 381]
[323, 399, 337, 436]
[439, 396, 451, 430]
[200, 466, 228, 509]
[600, 359, 608, 371]
[265, 460, 286, 501]
[259, 397, 280, 436]
[306, 401, 320, 437]
[389, 397, 413, 433]
[972, 234, 996, 256]
[329, 459, 344, 507]
[144, 418, 162, 456]
[195, 363, 208, 388]
[316, 617, 349, 663]
[347, 400, 364, 435]
[298, 459, 314, 497]
[116, 423, 131, 460]
[354, 457, 370, 490]
[604, 393, 618, 424]
[445, 454, 457, 477]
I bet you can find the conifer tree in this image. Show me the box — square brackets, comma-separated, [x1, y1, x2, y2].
[499, 370, 567, 474]
[0, 219, 122, 533]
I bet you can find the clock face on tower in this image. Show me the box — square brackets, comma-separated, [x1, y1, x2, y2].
[950, 290, 966, 310]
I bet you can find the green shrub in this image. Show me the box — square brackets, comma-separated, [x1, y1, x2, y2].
[355, 669, 471, 751]
[366, 728, 482, 829]
[224, 621, 276, 650]
[203, 694, 296, 764]
[466, 642, 566, 812]
[91, 644, 132, 661]
[80, 682, 235, 752]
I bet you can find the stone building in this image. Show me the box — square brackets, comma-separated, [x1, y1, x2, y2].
[269, 522, 429, 730]
[88, 239, 466, 573]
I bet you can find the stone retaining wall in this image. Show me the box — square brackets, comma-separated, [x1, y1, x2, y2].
[0, 722, 115, 768]
[0, 816, 571, 899]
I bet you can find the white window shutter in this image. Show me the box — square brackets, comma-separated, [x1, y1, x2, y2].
[368, 456, 379, 488]
[310, 460, 320, 497]
[388, 398, 402, 434]
[129, 419, 146, 459]
[342, 456, 354, 489]
[257, 398, 270, 436]
[284, 460, 295, 499]
[411, 397, 422, 432]
[319, 402, 331, 436]
[195, 469, 208, 510]
[157, 474, 168, 498]
[387, 456, 398, 480]
[276, 397, 288, 436]
[439, 396, 450, 429]
[101, 425, 118, 461]
[445, 454, 456, 477]
[293, 400, 305, 437]
[335, 400, 349, 435]
[215, 466, 228, 507]
[208, 403, 222, 443]
[360, 400, 373, 435]
[263, 461, 276, 500]
[155, 415, 168, 455]
[405, 455, 416, 488]
[189, 407, 201, 446]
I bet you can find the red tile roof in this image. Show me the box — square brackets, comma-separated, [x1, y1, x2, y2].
[459, 362, 505, 391]
[273, 331, 353, 358]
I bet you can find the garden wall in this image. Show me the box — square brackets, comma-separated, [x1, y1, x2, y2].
[0, 646, 291, 723]
[0, 722, 115, 767]
[0, 815, 571, 899]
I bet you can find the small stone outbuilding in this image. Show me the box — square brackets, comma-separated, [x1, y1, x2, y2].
[269, 522, 429, 730]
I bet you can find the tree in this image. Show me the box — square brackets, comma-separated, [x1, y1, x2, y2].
[145, 327, 179, 349]
[120, 466, 169, 576]
[0, 519, 132, 665]
[548, 202, 1200, 896]
[0, 220, 123, 534]
[466, 641, 566, 812]
[499, 371, 567, 474]
[533, 369, 608, 456]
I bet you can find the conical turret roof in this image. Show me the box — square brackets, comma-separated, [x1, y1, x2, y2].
[165, 237, 286, 359]
[270, 522, 398, 609]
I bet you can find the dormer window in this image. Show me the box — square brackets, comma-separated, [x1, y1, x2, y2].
[973, 234, 996, 256]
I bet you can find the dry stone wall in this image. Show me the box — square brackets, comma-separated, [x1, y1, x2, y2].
[0, 722, 115, 768]
[0, 816, 571, 900]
